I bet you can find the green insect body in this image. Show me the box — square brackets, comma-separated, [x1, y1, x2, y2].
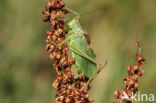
[68, 17, 97, 78]
[47, 13, 107, 90]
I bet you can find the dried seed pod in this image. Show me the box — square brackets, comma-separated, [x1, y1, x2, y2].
[136, 41, 141, 47]
[43, 16, 50, 22]
[49, 45, 55, 52]
[45, 44, 51, 51]
[42, 11, 50, 16]
[114, 40, 146, 103]
[45, 1, 55, 10]
[133, 64, 139, 74]
[56, 54, 61, 59]
[43, 0, 93, 103]
[49, 53, 55, 60]
[132, 75, 139, 82]
[139, 68, 144, 77]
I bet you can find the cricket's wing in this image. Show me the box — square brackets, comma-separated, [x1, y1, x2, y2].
[69, 34, 97, 78]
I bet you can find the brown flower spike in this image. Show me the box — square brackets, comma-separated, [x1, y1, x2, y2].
[114, 40, 146, 103]
[43, 0, 94, 103]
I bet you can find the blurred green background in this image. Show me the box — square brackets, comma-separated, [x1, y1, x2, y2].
[0, 0, 156, 103]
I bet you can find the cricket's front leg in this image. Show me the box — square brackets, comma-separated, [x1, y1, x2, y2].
[46, 34, 74, 47]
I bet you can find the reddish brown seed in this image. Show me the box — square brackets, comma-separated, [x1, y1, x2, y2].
[42, 11, 50, 16]
[55, 29, 63, 36]
[129, 79, 135, 86]
[46, 1, 54, 10]
[47, 35, 51, 41]
[43, 16, 50, 22]
[128, 65, 133, 75]
[46, 31, 52, 35]
[51, 20, 56, 27]
[49, 54, 54, 60]
[127, 65, 132, 70]
[114, 90, 119, 95]
[119, 92, 124, 99]
[53, 79, 59, 88]
[56, 11, 64, 18]
[57, 28, 63, 35]
[132, 75, 139, 82]
[58, 46, 63, 50]
[50, 45, 55, 51]
[50, 11, 57, 20]
[68, 59, 75, 65]
[134, 83, 138, 90]
[133, 65, 139, 71]
[65, 97, 71, 103]
[136, 56, 143, 62]
[56, 54, 61, 59]
[124, 76, 130, 82]
[45, 44, 51, 51]
[45, 2, 51, 10]
[57, 38, 63, 43]
[139, 69, 144, 77]
[114, 90, 120, 99]
[60, 1, 65, 6]
[133, 64, 139, 74]
[52, 35, 57, 41]
[136, 41, 141, 47]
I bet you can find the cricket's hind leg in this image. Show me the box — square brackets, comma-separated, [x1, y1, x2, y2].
[47, 37, 107, 91]
[69, 47, 107, 91]
[80, 57, 107, 91]
[96, 56, 107, 74]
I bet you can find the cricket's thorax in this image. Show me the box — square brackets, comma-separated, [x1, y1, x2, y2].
[68, 17, 84, 34]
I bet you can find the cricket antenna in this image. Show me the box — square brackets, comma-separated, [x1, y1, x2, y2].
[80, 5, 110, 17]
[66, 7, 103, 18]
[66, 7, 80, 18]
[66, 7, 78, 15]
[80, 8, 102, 17]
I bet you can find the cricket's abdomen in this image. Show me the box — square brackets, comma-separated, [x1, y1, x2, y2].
[69, 34, 97, 78]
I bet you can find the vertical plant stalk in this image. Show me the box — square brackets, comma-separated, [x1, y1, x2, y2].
[113, 40, 146, 103]
[43, 0, 94, 103]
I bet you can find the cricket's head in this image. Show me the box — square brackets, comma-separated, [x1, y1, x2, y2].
[68, 17, 84, 34]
